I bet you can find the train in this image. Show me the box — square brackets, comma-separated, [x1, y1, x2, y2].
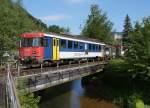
[19, 32, 115, 65]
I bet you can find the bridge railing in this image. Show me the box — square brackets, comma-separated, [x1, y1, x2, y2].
[16, 62, 106, 92]
[6, 64, 21, 108]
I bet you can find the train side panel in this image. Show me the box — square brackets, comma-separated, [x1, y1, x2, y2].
[59, 39, 105, 59]
[59, 52, 103, 59]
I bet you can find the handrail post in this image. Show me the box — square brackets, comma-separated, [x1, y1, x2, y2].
[40, 63, 43, 69]
[0, 59, 2, 67]
[86, 59, 88, 65]
[17, 65, 20, 77]
[79, 60, 80, 67]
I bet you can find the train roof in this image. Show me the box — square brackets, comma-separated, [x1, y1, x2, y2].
[20, 32, 105, 45]
[20, 32, 44, 38]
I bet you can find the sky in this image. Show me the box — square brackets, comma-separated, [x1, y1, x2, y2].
[22, 0, 150, 35]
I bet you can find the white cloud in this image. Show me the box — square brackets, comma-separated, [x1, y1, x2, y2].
[40, 14, 72, 21]
[66, 0, 85, 4]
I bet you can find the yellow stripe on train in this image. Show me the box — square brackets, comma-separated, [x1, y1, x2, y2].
[53, 38, 60, 60]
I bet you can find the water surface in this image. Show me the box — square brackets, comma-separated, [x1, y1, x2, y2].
[39, 79, 119, 108]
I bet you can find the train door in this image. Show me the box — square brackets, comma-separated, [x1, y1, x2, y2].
[52, 38, 60, 60]
[44, 37, 52, 60]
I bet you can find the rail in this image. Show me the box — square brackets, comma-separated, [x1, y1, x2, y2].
[6, 64, 21, 108]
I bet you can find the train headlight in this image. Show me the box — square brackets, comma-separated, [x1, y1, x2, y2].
[21, 58, 24, 61]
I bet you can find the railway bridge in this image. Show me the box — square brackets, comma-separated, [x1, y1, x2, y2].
[15, 61, 107, 92]
[5, 60, 108, 108]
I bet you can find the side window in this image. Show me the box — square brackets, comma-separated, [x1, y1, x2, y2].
[74, 41, 78, 49]
[43, 38, 48, 47]
[79, 43, 83, 49]
[57, 39, 59, 46]
[41, 38, 44, 46]
[88, 44, 91, 50]
[96, 45, 98, 51]
[68, 40, 72, 49]
[60, 39, 66, 48]
[92, 44, 95, 50]
[99, 45, 101, 51]
[28, 39, 32, 47]
[105, 47, 108, 50]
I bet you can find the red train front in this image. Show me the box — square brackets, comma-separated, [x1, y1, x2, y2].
[19, 32, 44, 64]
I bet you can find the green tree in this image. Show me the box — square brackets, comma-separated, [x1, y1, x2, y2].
[122, 15, 133, 50]
[81, 4, 113, 43]
[126, 17, 150, 79]
[134, 21, 141, 32]
[123, 15, 132, 37]
[48, 25, 70, 33]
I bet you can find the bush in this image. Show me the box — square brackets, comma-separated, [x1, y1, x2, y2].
[17, 78, 40, 108]
[105, 58, 130, 74]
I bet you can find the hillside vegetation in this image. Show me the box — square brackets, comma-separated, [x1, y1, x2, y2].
[0, 0, 49, 57]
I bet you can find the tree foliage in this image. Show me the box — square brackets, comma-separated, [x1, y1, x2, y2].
[0, 0, 48, 56]
[125, 17, 150, 79]
[48, 25, 70, 33]
[81, 4, 113, 43]
[123, 15, 133, 37]
[0, 0, 70, 58]
[17, 78, 40, 108]
[105, 16, 150, 80]
[104, 59, 131, 75]
[122, 15, 133, 49]
[19, 91, 40, 108]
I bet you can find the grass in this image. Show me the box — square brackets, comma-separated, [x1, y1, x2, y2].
[136, 99, 144, 108]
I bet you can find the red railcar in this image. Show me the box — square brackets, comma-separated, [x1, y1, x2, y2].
[19, 32, 44, 64]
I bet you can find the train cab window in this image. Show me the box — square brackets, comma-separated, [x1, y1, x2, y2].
[21, 38, 32, 47]
[68, 40, 72, 49]
[60, 39, 66, 48]
[21, 38, 42, 47]
[33, 38, 39, 46]
[74, 41, 78, 49]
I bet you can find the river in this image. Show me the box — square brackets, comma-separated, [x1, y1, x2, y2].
[36, 71, 150, 108]
[38, 79, 120, 108]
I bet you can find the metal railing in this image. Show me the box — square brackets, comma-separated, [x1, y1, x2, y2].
[6, 64, 21, 108]
[16, 62, 105, 92]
